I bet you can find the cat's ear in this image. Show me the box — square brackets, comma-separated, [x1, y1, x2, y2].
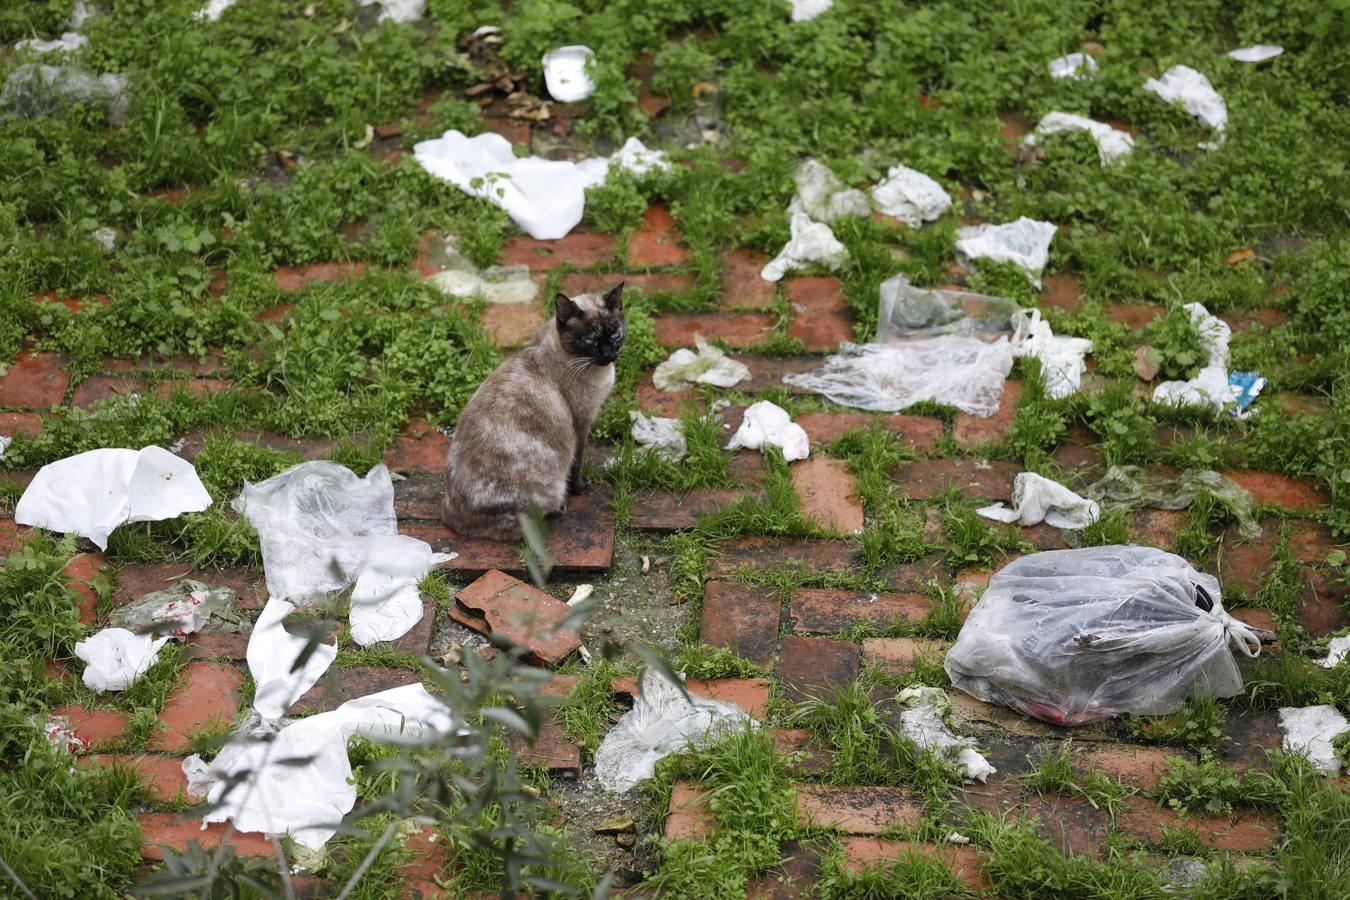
[555, 293, 581, 325]
[603, 281, 624, 312]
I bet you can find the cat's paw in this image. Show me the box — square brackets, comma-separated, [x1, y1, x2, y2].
[567, 474, 592, 495]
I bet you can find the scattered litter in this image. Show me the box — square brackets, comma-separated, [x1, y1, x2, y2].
[630, 411, 687, 462]
[0, 64, 129, 125]
[641, 555, 651, 574]
[0, 435, 9, 460]
[1278, 705, 1349, 776]
[249, 597, 339, 720]
[74, 628, 169, 692]
[200, 684, 456, 849]
[1143, 65, 1227, 138]
[1010, 308, 1093, 398]
[566, 584, 594, 607]
[594, 669, 752, 792]
[877, 275, 1018, 340]
[423, 236, 537, 305]
[790, 0, 832, 22]
[70, 1, 96, 28]
[579, 645, 593, 665]
[895, 686, 996, 782]
[182, 711, 287, 800]
[16, 32, 88, 54]
[44, 714, 86, 754]
[1025, 112, 1134, 165]
[542, 45, 596, 103]
[607, 136, 671, 178]
[652, 335, 750, 391]
[1319, 636, 1350, 669]
[947, 831, 971, 845]
[91, 226, 117, 252]
[109, 580, 244, 638]
[356, 0, 425, 23]
[1227, 371, 1266, 416]
[788, 159, 870, 224]
[725, 400, 810, 462]
[761, 212, 849, 282]
[1048, 52, 1098, 80]
[1227, 45, 1283, 64]
[15, 446, 212, 551]
[192, 0, 236, 21]
[945, 546, 1261, 725]
[349, 535, 451, 646]
[870, 164, 951, 227]
[1084, 464, 1262, 540]
[955, 217, 1058, 285]
[978, 472, 1100, 529]
[1151, 302, 1256, 416]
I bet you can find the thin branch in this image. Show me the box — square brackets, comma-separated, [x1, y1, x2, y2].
[271, 836, 296, 900]
[0, 853, 37, 900]
[334, 820, 400, 900]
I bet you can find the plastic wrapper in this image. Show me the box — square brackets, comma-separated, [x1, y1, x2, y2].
[788, 159, 870, 223]
[193, 0, 237, 20]
[1319, 635, 1350, 669]
[630, 411, 687, 462]
[1010, 308, 1092, 398]
[652, 335, 750, 390]
[249, 597, 339, 720]
[542, 45, 596, 102]
[1, 64, 129, 125]
[74, 628, 169, 692]
[1227, 45, 1282, 63]
[1084, 464, 1261, 540]
[1279, 705, 1349, 775]
[1151, 302, 1242, 413]
[424, 236, 537, 305]
[875, 275, 1017, 341]
[761, 212, 848, 282]
[945, 546, 1261, 724]
[16, 32, 88, 53]
[895, 687, 995, 782]
[1144, 65, 1227, 136]
[725, 400, 810, 462]
[1025, 112, 1134, 165]
[108, 579, 244, 638]
[790, 0, 832, 22]
[978, 472, 1100, 529]
[955, 217, 1057, 284]
[870, 165, 951, 227]
[1048, 52, 1097, 80]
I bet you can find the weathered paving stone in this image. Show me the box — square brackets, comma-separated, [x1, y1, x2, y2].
[1113, 799, 1279, 852]
[50, 705, 129, 747]
[778, 635, 860, 701]
[399, 826, 450, 898]
[745, 840, 822, 899]
[792, 412, 943, 454]
[612, 675, 771, 718]
[1218, 707, 1283, 773]
[840, 837, 990, 893]
[785, 276, 853, 352]
[789, 589, 931, 634]
[1104, 303, 1165, 330]
[558, 271, 694, 297]
[720, 248, 777, 309]
[791, 456, 864, 534]
[700, 582, 780, 667]
[114, 564, 266, 611]
[273, 260, 368, 291]
[891, 459, 1021, 501]
[736, 356, 824, 393]
[498, 232, 618, 270]
[1218, 518, 1335, 596]
[149, 662, 244, 752]
[651, 312, 775, 348]
[1128, 509, 1188, 549]
[1298, 569, 1349, 634]
[183, 631, 251, 661]
[480, 302, 546, 347]
[0, 350, 70, 408]
[795, 785, 924, 834]
[78, 754, 190, 804]
[1071, 744, 1191, 791]
[629, 488, 748, 531]
[861, 637, 949, 673]
[452, 570, 582, 667]
[385, 420, 452, 473]
[665, 782, 714, 841]
[1220, 469, 1329, 513]
[952, 380, 1022, 449]
[294, 667, 419, 714]
[772, 728, 832, 775]
[64, 553, 106, 625]
[507, 710, 580, 777]
[627, 204, 689, 268]
[878, 555, 949, 591]
[1041, 272, 1085, 313]
[706, 537, 855, 579]
[138, 813, 271, 860]
[394, 475, 445, 520]
[0, 410, 43, 439]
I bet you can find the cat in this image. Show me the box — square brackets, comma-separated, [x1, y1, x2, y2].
[442, 283, 626, 541]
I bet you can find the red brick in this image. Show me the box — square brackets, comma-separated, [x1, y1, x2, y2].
[36, 291, 110, 313]
[273, 260, 367, 291]
[293, 667, 419, 714]
[149, 662, 243, 752]
[878, 556, 949, 592]
[964, 787, 1109, 856]
[63, 552, 105, 625]
[386, 421, 452, 473]
[627, 204, 689, 268]
[635, 382, 695, 417]
[138, 813, 271, 861]
[638, 92, 672, 118]
[1104, 303, 1165, 330]
[401, 826, 449, 885]
[0, 410, 42, 439]
[784, 277, 853, 351]
[1128, 509, 1188, 549]
[792, 456, 863, 534]
[840, 838, 989, 892]
[629, 488, 748, 531]
[1072, 745, 1186, 791]
[499, 233, 618, 270]
[78, 754, 189, 804]
[508, 710, 580, 776]
[700, 581, 779, 666]
[952, 380, 1022, 449]
[393, 475, 444, 520]
[706, 537, 855, 579]
[652, 312, 775, 349]
[790, 589, 930, 634]
[69, 374, 141, 408]
[153, 379, 235, 401]
[666, 783, 713, 841]
[1220, 470, 1329, 513]
[779, 635, 860, 700]
[480, 302, 546, 347]
[998, 113, 1033, 148]
[891, 459, 1020, 501]
[795, 786, 923, 834]
[721, 249, 777, 309]
[861, 637, 948, 673]
[772, 729, 831, 775]
[739, 356, 824, 392]
[185, 631, 251, 660]
[453, 570, 582, 667]
[1299, 568, 1349, 635]
[1221, 308, 1288, 332]
[1113, 799, 1278, 852]
[1041, 272, 1085, 313]
[1279, 393, 1328, 416]
[792, 412, 942, 454]
[481, 118, 529, 146]
[0, 351, 70, 409]
[558, 271, 694, 297]
[114, 564, 266, 611]
[612, 675, 771, 718]
[255, 303, 292, 324]
[50, 705, 129, 746]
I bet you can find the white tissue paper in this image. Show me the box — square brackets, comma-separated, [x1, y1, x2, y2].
[1025, 112, 1135, 165]
[1227, 45, 1283, 63]
[896, 687, 995, 783]
[1152, 302, 1236, 413]
[978, 472, 1101, 530]
[1278, 705, 1350, 776]
[1010, 308, 1093, 399]
[249, 597, 339, 720]
[790, 0, 832, 22]
[1143, 65, 1227, 137]
[726, 400, 810, 462]
[870, 164, 952, 227]
[1048, 52, 1098, 80]
[652, 335, 751, 391]
[356, 0, 425, 23]
[181, 712, 289, 800]
[74, 628, 170, 692]
[200, 684, 456, 848]
[761, 212, 849, 282]
[413, 131, 668, 240]
[788, 159, 871, 224]
[594, 670, 752, 793]
[955, 217, 1057, 285]
[630, 411, 687, 462]
[349, 535, 450, 646]
[15, 446, 212, 551]
[192, 0, 237, 21]
[1319, 636, 1350, 669]
[542, 45, 596, 102]
[16, 32, 88, 53]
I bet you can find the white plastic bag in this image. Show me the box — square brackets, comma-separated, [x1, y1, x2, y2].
[1318, 635, 1350, 669]
[725, 400, 810, 462]
[895, 687, 995, 782]
[978, 472, 1100, 529]
[1048, 53, 1097, 80]
[945, 546, 1261, 725]
[1278, 706, 1349, 775]
[630, 411, 687, 462]
[16, 32, 88, 53]
[788, 159, 870, 223]
[1144, 65, 1227, 137]
[653, 335, 750, 390]
[542, 45, 596, 102]
[870, 165, 951, 227]
[790, 0, 832, 22]
[74, 628, 169, 692]
[1227, 45, 1282, 63]
[1152, 302, 1236, 413]
[249, 597, 339, 720]
[356, 0, 425, 23]
[761, 212, 849, 282]
[955, 217, 1057, 284]
[1025, 112, 1135, 165]
[1010, 308, 1093, 399]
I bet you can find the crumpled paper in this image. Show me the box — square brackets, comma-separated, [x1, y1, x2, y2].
[15, 446, 212, 550]
[726, 400, 810, 462]
[978, 472, 1100, 529]
[249, 597, 339, 720]
[356, 0, 425, 23]
[594, 670, 752, 793]
[1318, 636, 1350, 669]
[199, 683, 456, 848]
[1048, 52, 1097, 80]
[1084, 464, 1262, 540]
[1278, 705, 1350, 776]
[1144, 65, 1227, 137]
[761, 212, 849, 282]
[631, 411, 687, 462]
[1152, 302, 1242, 414]
[44, 714, 86, 754]
[896, 686, 996, 783]
[653, 335, 750, 390]
[790, 0, 832, 22]
[1025, 112, 1135, 165]
[74, 628, 169, 692]
[871, 164, 951, 227]
[955, 217, 1057, 285]
[16, 32, 88, 53]
[542, 45, 595, 102]
[788, 159, 870, 223]
[1010, 308, 1093, 398]
[413, 131, 669, 240]
[878, 275, 1018, 341]
[182, 711, 288, 800]
[193, 0, 237, 21]
[1227, 45, 1283, 63]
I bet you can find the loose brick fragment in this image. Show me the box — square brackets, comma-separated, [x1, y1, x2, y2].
[779, 635, 860, 701]
[721, 249, 777, 309]
[784, 276, 853, 351]
[652, 312, 775, 348]
[795, 786, 924, 834]
[0, 350, 70, 409]
[700, 582, 780, 666]
[149, 662, 244, 752]
[790, 589, 930, 634]
[452, 570, 581, 667]
[138, 813, 271, 861]
[628, 204, 690, 267]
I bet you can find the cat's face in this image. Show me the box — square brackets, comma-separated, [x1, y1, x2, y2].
[555, 283, 626, 365]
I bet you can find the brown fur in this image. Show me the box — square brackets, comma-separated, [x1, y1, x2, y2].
[442, 284, 626, 541]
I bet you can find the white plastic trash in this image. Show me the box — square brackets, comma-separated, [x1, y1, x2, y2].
[1143, 65, 1227, 136]
[1152, 302, 1236, 413]
[74, 628, 169, 692]
[877, 275, 1018, 341]
[249, 597, 339, 720]
[1319, 636, 1350, 669]
[870, 164, 951, 227]
[542, 45, 596, 103]
[356, 0, 425, 23]
[630, 411, 687, 462]
[725, 400, 810, 462]
[1048, 52, 1097, 80]
[761, 212, 848, 282]
[16, 32, 88, 53]
[1025, 112, 1134, 165]
[1227, 45, 1283, 63]
[955, 217, 1057, 284]
[1010, 308, 1093, 399]
[790, 0, 832, 22]
[788, 159, 870, 224]
[652, 335, 751, 391]
[192, 0, 237, 21]
[1278, 705, 1350, 776]
[978, 472, 1100, 529]
[895, 686, 995, 783]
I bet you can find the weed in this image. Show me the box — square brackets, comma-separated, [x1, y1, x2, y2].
[1023, 746, 1136, 817]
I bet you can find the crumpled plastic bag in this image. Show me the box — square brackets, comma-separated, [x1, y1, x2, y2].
[356, 0, 425, 23]
[249, 597, 339, 720]
[1228, 45, 1282, 63]
[762, 212, 849, 282]
[945, 546, 1262, 725]
[424, 236, 537, 305]
[1152, 303, 1251, 415]
[955, 217, 1057, 285]
[1278, 705, 1349, 776]
[74, 628, 169, 692]
[1083, 464, 1262, 540]
[0, 435, 11, 461]
[349, 535, 450, 646]
[870, 165, 951, 227]
[1144, 65, 1227, 137]
[978, 472, 1101, 529]
[1, 64, 129, 125]
[790, 0, 832, 22]
[193, 0, 237, 21]
[1319, 635, 1350, 669]
[594, 669, 752, 793]
[1010, 308, 1093, 398]
[182, 711, 288, 799]
[631, 411, 686, 462]
[1025, 112, 1135, 165]
[16, 32, 88, 53]
[200, 683, 456, 849]
[788, 159, 870, 223]
[784, 337, 1014, 417]
[726, 400, 810, 462]
[878, 275, 1019, 341]
[109, 579, 244, 638]
[15, 446, 212, 551]
[895, 686, 996, 783]
[1048, 52, 1098, 80]
[653, 335, 750, 390]
[542, 45, 595, 102]
[1227, 371, 1265, 417]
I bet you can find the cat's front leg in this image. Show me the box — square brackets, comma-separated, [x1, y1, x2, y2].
[567, 443, 591, 495]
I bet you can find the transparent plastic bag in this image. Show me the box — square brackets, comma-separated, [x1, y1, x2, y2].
[944, 546, 1261, 725]
[877, 275, 1018, 341]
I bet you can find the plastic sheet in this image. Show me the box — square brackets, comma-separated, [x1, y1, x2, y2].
[790, 0, 832, 22]
[1010, 308, 1093, 398]
[192, 0, 237, 21]
[652, 335, 750, 390]
[0, 64, 129, 125]
[630, 411, 687, 462]
[1278, 705, 1349, 775]
[349, 535, 450, 646]
[945, 546, 1260, 725]
[895, 686, 995, 783]
[356, 0, 425, 23]
[978, 472, 1100, 529]
[788, 159, 870, 224]
[249, 597, 339, 720]
[1227, 45, 1283, 63]
[15, 446, 211, 551]
[424, 236, 537, 304]
[594, 670, 752, 793]
[1048, 52, 1097, 80]
[870, 164, 951, 227]
[74, 628, 169, 692]
[761, 212, 848, 282]
[0, 435, 10, 461]
[1318, 635, 1350, 669]
[955, 217, 1057, 284]
[1026, 112, 1134, 165]
[1144, 65, 1227, 136]
[1228, 371, 1265, 417]
[1084, 464, 1261, 541]
[542, 45, 596, 102]
[16, 32, 88, 53]
[877, 275, 1019, 341]
[725, 400, 810, 462]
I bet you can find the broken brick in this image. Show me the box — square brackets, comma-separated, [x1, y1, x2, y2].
[508, 710, 580, 777]
[148, 662, 244, 752]
[452, 570, 581, 667]
[789, 589, 930, 634]
[778, 635, 860, 701]
[791, 456, 864, 534]
[700, 582, 780, 667]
